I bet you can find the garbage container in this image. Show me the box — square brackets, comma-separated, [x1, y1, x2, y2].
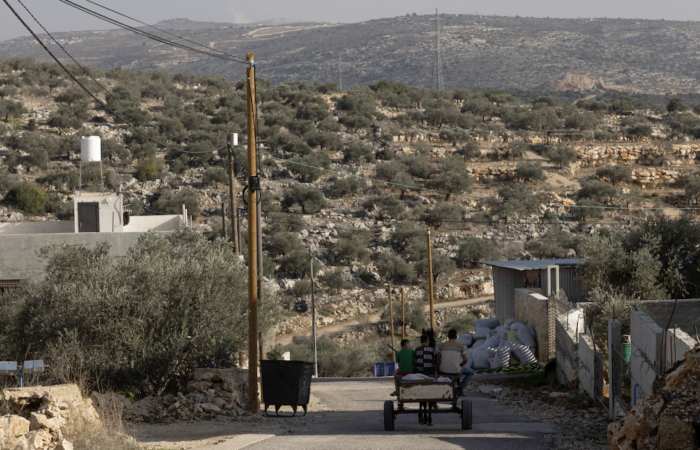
[622, 342, 631, 375]
[260, 360, 313, 417]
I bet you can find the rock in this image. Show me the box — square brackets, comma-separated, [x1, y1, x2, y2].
[549, 392, 569, 398]
[658, 416, 696, 450]
[187, 380, 212, 393]
[25, 429, 51, 450]
[200, 403, 221, 414]
[0, 415, 30, 437]
[161, 393, 177, 407]
[29, 412, 60, 431]
[55, 439, 74, 450]
[167, 402, 180, 412]
[3, 385, 82, 410]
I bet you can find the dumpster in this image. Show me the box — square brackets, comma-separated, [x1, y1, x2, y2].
[260, 360, 313, 417]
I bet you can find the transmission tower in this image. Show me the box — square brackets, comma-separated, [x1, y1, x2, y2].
[339, 51, 343, 91]
[432, 8, 445, 90]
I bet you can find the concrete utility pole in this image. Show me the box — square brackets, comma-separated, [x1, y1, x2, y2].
[245, 52, 259, 414]
[310, 247, 318, 377]
[427, 228, 435, 331]
[389, 281, 395, 352]
[227, 133, 239, 255]
[401, 287, 405, 340]
[221, 203, 227, 240]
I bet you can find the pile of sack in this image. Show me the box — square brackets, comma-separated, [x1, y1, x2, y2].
[456, 318, 539, 370]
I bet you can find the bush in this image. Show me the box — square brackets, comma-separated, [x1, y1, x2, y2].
[456, 238, 501, 267]
[422, 203, 464, 229]
[459, 140, 481, 161]
[339, 114, 371, 132]
[136, 155, 159, 181]
[571, 198, 604, 221]
[282, 184, 327, 213]
[494, 185, 544, 221]
[330, 238, 370, 265]
[278, 250, 320, 278]
[330, 177, 361, 198]
[375, 148, 394, 161]
[596, 164, 631, 186]
[427, 171, 473, 200]
[515, 162, 546, 182]
[416, 254, 456, 282]
[292, 279, 312, 297]
[375, 254, 415, 283]
[6, 182, 54, 214]
[362, 195, 404, 219]
[343, 142, 375, 164]
[56, 202, 74, 220]
[153, 187, 200, 219]
[265, 232, 305, 258]
[578, 180, 618, 203]
[443, 314, 476, 335]
[0, 231, 279, 396]
[399, 154, 432, 179]
[38, 170, 79, 192]
[283, 336, 389, 378]
[47, 104, 89, 129]
[319, 269, 351, 293]
[547, 146, 577, 168]
[286, 153, 329, 183]
[202, 167, 228, 188]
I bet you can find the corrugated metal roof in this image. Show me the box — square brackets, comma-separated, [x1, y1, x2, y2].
[480, 259, 582, 270]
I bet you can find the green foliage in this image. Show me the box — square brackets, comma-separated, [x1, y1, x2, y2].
[319, 269, 351, 293]
[596, 165, 631, 186]
[0, 99, 25, 122]
[265, 232, 304, 258]
[578, 180, 618, 203]
[343, 142, 375, 164]
[416, 253, 456, 283]
[339, 114, 371, 132]
[443, 314, 476, 335]
[278, 251, 320, 279]
[38, 170, 79, 192]
[370, 79, 411, 95]
[282, 184, 327, 213]
[292, 279, 312, 297]
[494, 185, 544, 221]
[515, 162, 546, 182]
[564, 111, 599, 130]
[202, 167, 228, 187]
[456, 238, 501, 267]
[529, 228, 580, 259]
[6, 182, 55, 214]
[284, 336, 390, 378]
[427, 171, 473, 200]
[306, 132, 342, 151]
[577, 95, 642, 113]
[547, 145, 577, 168]
[330, 235, 370, 265]
[422, 203, 464, 229]
[375, 254, 415, 283]
[329, 176, 361, 198]
[459, 140, 482, 161]
[266, 212, 306, 233]
[0, 231, 279, 395]
[584, 288, 644, 343]
[286, 153, 329, 183]
[136, 155, 158, 181]
[503, 141, 528, 159]
[374, 161, 415, 197]
[399, 154, 432, 179]
[362, 195, 404, 219]
[571, 199, 604, 221]
[684, 174, 700, 202]
[667, 97, 688, 113]
[389, 221, 423, 251]
[153, 187, 200, 219]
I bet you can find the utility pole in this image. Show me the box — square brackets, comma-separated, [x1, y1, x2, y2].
[245, 52, 259, 414]
[310, 247, 318, 377]
[227, 133, 239, 255]
[338, 51, 343, 92]
[401, 287, 405, 340]
[389, 281, 395, 352]
[221, 203, 227, 240]
[427, 228, 435, 331]
[432, 9, 445, 90]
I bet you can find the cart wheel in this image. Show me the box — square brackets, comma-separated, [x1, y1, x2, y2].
[384, 400, 395, 431]
[461, 399, 472, 430]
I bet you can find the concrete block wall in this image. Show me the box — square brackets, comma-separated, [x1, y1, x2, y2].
[664, 327, 698, 370]
[629, 310, 662, 401]
[578, 332, 603, 401]
[514, 288, 549, 362]
[555, 309, 584, 387]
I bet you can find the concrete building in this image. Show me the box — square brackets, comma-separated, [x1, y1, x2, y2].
[481, 259, 587, 324]
[0, 192, 187, 285]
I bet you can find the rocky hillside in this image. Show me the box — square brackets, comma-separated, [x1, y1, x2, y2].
[3, 14, 700, 92]
[2, 58, 700, 335]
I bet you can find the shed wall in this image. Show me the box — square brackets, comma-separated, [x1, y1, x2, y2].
[541, 267, 587, 302]
[493, 266, 525, 324]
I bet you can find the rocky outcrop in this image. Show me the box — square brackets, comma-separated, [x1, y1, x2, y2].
[607, 347, 700, 450]
[537, 73, 644, 93]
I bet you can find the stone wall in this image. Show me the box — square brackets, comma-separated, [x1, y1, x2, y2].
[555, 309, 585, 387]
[578, 332, 603, 401]
[514, 288, 549, 362]
[575, 143, 700, 163]
[629, 310, 663, 402]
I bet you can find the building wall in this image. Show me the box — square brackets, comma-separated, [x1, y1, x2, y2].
[642, 299, 700, 336]
[493, 266, 526, 324]
[0, 221, 74, 235]
[578, 332, 603, 401]
[629, 310, 663, 402]
[540, 267, 587, 302]
[74, 194, 124, 233]
[0, 232, 170, 281]
[514, 288, 549, 362]
[126, 216, 182, 232]
[555, 309, 584, 387]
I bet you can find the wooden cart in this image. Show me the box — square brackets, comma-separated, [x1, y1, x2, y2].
[383, 378, 472, 430]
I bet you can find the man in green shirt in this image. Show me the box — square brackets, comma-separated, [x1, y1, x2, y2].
[392, 339, 415, 398]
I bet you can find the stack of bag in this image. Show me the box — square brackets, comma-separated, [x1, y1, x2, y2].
[455, 317, 538, 370]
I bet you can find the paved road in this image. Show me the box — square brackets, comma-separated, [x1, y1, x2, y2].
[199, 377, 560, 450]
[277, 295, 494, 346]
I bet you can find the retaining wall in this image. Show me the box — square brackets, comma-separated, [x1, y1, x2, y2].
[629, 310, 663, 401]
[578, 332, 603, 401]
[514, 288, 549, 362]
[555, 309, 585, 387]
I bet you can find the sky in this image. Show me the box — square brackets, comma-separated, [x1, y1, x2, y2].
[2, 0, 700, 42]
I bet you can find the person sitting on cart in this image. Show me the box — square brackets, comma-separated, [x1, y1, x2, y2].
[415, 334, 438, 426]
[391, 339, 415, 397]
[437, 329, 475, 397]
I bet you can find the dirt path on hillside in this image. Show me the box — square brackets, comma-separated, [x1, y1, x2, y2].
[525, 150, 581, 190]
[276, 295, 494, 346]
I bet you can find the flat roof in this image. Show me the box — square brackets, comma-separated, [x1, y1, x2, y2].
[480, 259, 582, 270]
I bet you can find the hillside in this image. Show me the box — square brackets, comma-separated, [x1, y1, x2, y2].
[2, 58, 700, 338]
[2, 14, 700, 92]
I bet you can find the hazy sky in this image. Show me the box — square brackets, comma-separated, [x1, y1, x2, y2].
[2, 0, 700, 41]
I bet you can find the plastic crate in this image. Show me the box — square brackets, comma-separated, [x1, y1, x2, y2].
[385, 362, 398, 375]
[373, 362, 385, 377]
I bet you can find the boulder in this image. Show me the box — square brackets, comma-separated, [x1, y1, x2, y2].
[0, 415, 30, 437]
[199, 403, 221, 414]
[29, 412, 60, 431]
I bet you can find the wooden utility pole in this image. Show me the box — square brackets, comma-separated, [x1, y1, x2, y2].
[389, 281, 395, 351]
[227, 133, 239, 255]
[401, 287, 405, 340]
[310, 247, 318, 377]
[221, 203, 227, 240]
[245, 53, 258, 414]
[427, 228, 435, 331]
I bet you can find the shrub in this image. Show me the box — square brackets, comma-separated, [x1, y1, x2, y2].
[427, 171, 473, 200]
[399, 154, 432, 179]
[0, 231, 279, 396]
[278, 250, 320, 278]
[202, 167, 228, 188]
[136, 155, 158, 181]
[596, 165, 631, 186]
[319, 269, 351, 293]
[443, 314, 476, 335]
[667, 97, 688, 113]
[422, 203, 464, 229]
[329, 177, 361, 198]
[389, 221, 423, 251]
[578, 180, 618, 203]
[456, 238, 501, 267]
[343, 142, 376, 164]
[571, 199, 604, 221]
[362, 195, 404, 219]
[286, 153, 329, 183]
[38, 170, 79, 192]
[47, 104, 89, 129]
[416, 254, 457, 282]
[375, 148, 394, 161]
[684, 174, 700, 202]
[547, 146, 577, 168]
[283, 336, 389, 378]
[153, 187, 201, 219]
[266, 212, 306, 233]
[292, 279, 312, 297]
[459, 140, 481, 161]
[516, 162, 546, 182]
[306, 132, 342, 151]
[265, 232, 305, 258]
[528, 228, 580, 259]
[330, 238, 370, 265]
[6, 182, 54, 214]
[339, 114, 371, 132]
[282, 185, 327, 213]
[376, 254, 415, 283]
[564, 111, 599, 130]
[0, 99, 25, 122]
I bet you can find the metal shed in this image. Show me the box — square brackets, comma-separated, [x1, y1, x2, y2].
[480, 259, 587, 324]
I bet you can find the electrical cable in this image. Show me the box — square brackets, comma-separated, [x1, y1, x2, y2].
[3, 0, 225, 155]
[15, 0, 220, 149]
[57, 0, 247, 64]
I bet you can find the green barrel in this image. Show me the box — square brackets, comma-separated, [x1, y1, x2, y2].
[622, 342, 631, 375]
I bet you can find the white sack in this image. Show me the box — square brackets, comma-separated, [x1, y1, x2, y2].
[456, 333, 473, 347]
[464, 349, 474, 369]
[402, 373, 433, 381]
[475, 318, 500, 329]
[504, 339, 538, 365]
[508, 321, 524, 330]
[474, 326, 491, 340]
[472, 339, 485, 349]
[485, 347, 499, 369]
[472, 347, 490, 369]
[504, 318, 517, 328]
[516, 324, 537, 348]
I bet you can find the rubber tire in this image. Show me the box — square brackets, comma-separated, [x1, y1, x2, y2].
[461, 399, 472, 430]
[384, 400, 395, 431]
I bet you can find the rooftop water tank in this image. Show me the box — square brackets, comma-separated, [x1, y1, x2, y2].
[81, 136, 101, 162]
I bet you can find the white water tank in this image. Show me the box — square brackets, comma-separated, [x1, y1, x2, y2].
[81, 136, 101, 162]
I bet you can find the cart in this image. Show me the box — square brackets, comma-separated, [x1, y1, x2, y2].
[383, 378, 472, 431]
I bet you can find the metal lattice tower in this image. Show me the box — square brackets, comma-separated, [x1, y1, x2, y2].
[432, 9, 444, 90]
